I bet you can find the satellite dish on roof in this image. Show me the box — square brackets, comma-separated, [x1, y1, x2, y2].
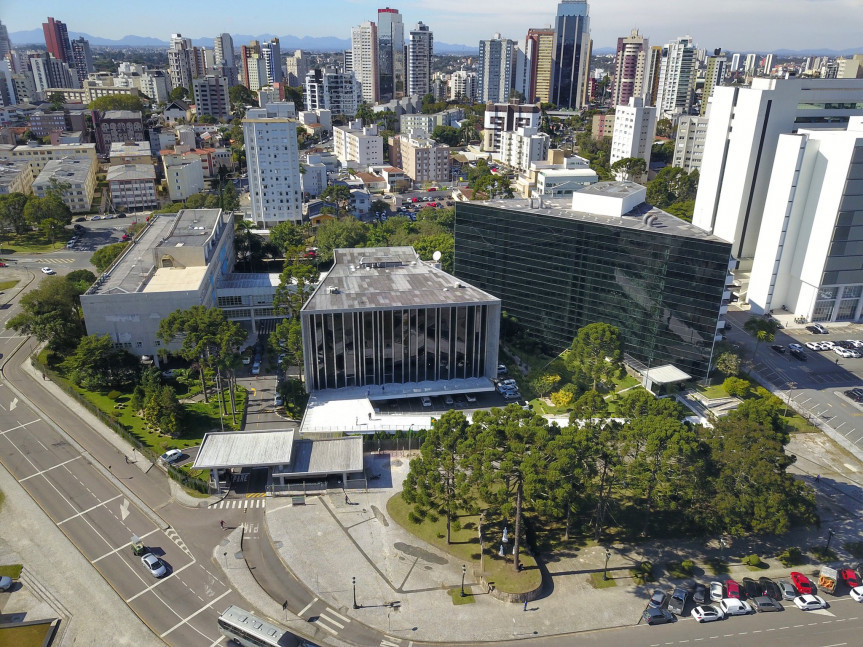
[433, 251, 442, 261]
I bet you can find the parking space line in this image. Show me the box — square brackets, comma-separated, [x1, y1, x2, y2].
[298, 597, 318, 617]
[19, 455, 82, 481]
[126, 560, 195, 602]
[159, 588, 231, 638]
[93, 528, 161, 563]
[0, 419, 42, 437]
[57, 494, 122, 525]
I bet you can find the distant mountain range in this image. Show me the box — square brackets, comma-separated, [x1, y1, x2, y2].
[592, 45, 863, 57]
[9, 29, 474, 53]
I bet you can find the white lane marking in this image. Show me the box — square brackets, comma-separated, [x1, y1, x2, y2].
[19, 455, 82, 481]
[57, 494, 122, 525]
[298, 597, 318, 617]
[120, 498, 130, 521]
[127, 560, 196, 602]
[93, 528, 161, 563]
[10, 397, 18, 410]
[0, 419, 41, 436]
[327, 608, 350, 622]
[316, 619, 338, 635]
[159, 589, 232, 638]
[319, 612, 345, 629]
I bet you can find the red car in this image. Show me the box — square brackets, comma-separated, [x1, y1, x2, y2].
[725, 579, 741, 598]
[791, 571, 815, 594]
[840, 568, 860, 588]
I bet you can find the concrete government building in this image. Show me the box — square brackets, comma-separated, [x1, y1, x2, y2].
[453, 183, 734, 382]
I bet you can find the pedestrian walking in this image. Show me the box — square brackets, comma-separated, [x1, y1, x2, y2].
[523, 599, 528, 612]
[220, 519, 225, 529]
[42, 373, 46, 380]
[816, 474, 821, 482]
[345, 494, 350, 505]
[124, 455, 129, 464]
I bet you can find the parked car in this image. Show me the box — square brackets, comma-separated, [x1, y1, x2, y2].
[805, 341, 823, 351]
[41, 267, 55, 275]
[0, 576, 11, 591]
[648, 589, 667, 609]
[90, 215, 101, 220]
[421, 396, 432, 407]
[840, 568, 860, 588]
[718, 598, 750, 616]
[251, 361, 261, 375]
[844, 389, 863, 403]
[693, 583, 708, 605]
[691, 605, 724, 623]
[850, 585, 863, 602]
[759, 577, 782, 601]
[444, 395, 454, 406]
[791, 572, 815, 595]
[274, 395, 284, 407]
[161, 369, 179, 379]
[141, 552, 167, 578]
[465, 394, 477, 403]
[642, 608, 675, 625]
[777, 580, 797, 600]
[770, 344, 786, 354]
[668, 588, 689, 615]
[789, 348, 807, 361]
[834, 347, 854, 359]
[709, 581, 724, 602]
[807, 323, 829, 334]
[742, 577, 761, 599]
[725, 579, 741, 599]
[497, 364, 508, 374]
[749, 596, 782, 612]
[160, 449, 182, 464]
[73, 216, 86, 222]
[794, 594, 827, 610]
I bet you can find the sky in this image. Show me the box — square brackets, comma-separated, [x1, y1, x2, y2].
[3, 0, 861, 51]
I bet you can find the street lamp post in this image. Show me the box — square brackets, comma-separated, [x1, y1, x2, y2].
[352, 576, 359, 609]
[826, 528, 835, 552]
[720, 538, 726, 562]
[603, 548, 611, 581]
[461, 564, 466, 597]
[784, 381, 797, 417]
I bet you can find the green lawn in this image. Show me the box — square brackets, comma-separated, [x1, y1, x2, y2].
[0, 280, 19, 291]
[697, 383, 728, 399]
[1, 231, 74, 254]
[0, 622, 56, 647]
[387, 493, 542, 595]
[0, 564, 22, 578]
[589, 572, 617, 588]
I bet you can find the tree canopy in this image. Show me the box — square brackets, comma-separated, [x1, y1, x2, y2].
[91, 242, 129, 273]
[89, 94, 145, 113]
[566, 322, 624, 391]
[6, 277, 86, 352]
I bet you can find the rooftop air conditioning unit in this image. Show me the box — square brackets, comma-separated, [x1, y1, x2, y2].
[326, 286, 339, 294]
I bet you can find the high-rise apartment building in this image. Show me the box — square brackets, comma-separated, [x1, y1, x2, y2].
[672, 115, 709, 172]
[260, 38, 283, 86]
[389, 128, 449, 184]
[351, 21, 379, 104]
[42, 17, 73, 64]
[168, 34, 201, 90]
[213, 33, 237, 86]
[30, 52, 75, 92]
[285, 50, 308, 87]
[700, 49, 727, 115]
[192, 75, 231, 121]
[243, 105, 303, 226]
[408, 22, 433, 98]
[611, 29, 649, 107]
[70, 37, 94, 85]
[693, 78, 863, 262]
[644, 46, 663, 106]
[241, 41, 269, 92]
[377, 7, 405, 102]
[729, 53, 741, 76]
[0, 20, 13, 61]
[609, 96, 656, 175]
[450, 69, 477, 102]
[483, 103, 541, 151]
[497, 126, 550, 172]
[744, 53, 758, 75]
[478, 35, 516, 103]
[304, 68, 359, 117]
[524, 28, 555, 104]
[747, 117, 863, 322]
[550, 0, 591, 109]
[655, 35, 697, 118]
[762, 54, 774, 76]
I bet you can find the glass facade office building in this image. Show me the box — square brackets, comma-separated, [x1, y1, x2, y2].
[454, 202, 732, 381]
[301, 247, 501, 392]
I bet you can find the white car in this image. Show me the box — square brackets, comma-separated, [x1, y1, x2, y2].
[160, 449, 182, 464]
[41, 267, 56, 275]
[821, 340, 836, 348]
[709, 581, 724, 602]
[848, 340, 863, 348]
[850, 585, 863, 602]
[90, 215, 101, 221]
[251, 361, 261, 375]
[421, 396, 432, 407]
[465, 394, 477, 403]
[793, 594, 827, 610]
[834, 347, 854, 358]
[805, 341, 822, 351]
[691, 605, 724, 623]
[718, 598, 751, 616]
[141, 552, 167, 578]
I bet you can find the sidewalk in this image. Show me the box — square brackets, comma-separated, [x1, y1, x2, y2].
[246, 434, 863, 642]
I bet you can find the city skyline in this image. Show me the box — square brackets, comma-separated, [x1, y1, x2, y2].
[2, 0, 862, 52]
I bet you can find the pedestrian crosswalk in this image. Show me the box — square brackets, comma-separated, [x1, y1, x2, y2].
[39, 258, 76, 264]
[211, 498, 267, 509]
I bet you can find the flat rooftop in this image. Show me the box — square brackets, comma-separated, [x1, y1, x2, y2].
[193, 430, 296, 469]
[303, 246, 500, 313]
[162, 208, 222, 247]
[0, 160, 29, 187]
[107, 164, 155, 181]
[466, 196, 727, 242]
[33, 157, 94, 186]
[143, 266, 208, 292]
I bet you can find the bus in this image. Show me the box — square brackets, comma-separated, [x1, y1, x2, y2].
[217, 605, 317, 647]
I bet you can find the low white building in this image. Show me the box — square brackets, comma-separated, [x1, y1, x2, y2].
[0, 160, 34, 195]
[107, 164, 157, 210]
[333, 119, 384, 168]
[497, 126, 550, 172]
[301, 154, 327, 198]
[748, 116, 863, 323]
[535, 167, 598, 197]
[609, 97, 656, 177]
[164, 155, 205, 202]
[32, 157, 96, 213]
